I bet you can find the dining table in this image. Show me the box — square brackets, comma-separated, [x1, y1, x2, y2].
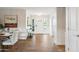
[0, 32, 12, 52]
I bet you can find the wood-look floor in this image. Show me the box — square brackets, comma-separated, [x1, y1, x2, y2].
[1, 34, 65, 52]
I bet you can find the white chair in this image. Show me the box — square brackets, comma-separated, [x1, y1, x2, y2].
[2, 31, 19, 50]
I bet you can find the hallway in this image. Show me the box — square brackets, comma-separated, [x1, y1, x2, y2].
[4, 35, 65, 52]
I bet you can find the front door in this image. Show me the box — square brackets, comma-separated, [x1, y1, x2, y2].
[31, 15, 50, 34]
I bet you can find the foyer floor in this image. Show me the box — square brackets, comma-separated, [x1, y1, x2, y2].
[2, 34, 65, 52]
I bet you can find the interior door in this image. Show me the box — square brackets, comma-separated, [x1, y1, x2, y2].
[66, 7, 78, 52]
[76, 8, 79, 52]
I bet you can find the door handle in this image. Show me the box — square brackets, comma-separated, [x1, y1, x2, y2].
[77, 35, 79, 37]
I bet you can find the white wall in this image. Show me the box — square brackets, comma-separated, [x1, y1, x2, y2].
[0, 7, 26, 30]
[56, 7, 66, 45]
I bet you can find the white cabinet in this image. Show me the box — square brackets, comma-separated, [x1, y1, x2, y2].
[18, 28, 28, 40]
[19, 32, 28, 40]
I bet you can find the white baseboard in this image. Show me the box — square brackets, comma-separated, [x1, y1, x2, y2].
[54, 41, 65, 45]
